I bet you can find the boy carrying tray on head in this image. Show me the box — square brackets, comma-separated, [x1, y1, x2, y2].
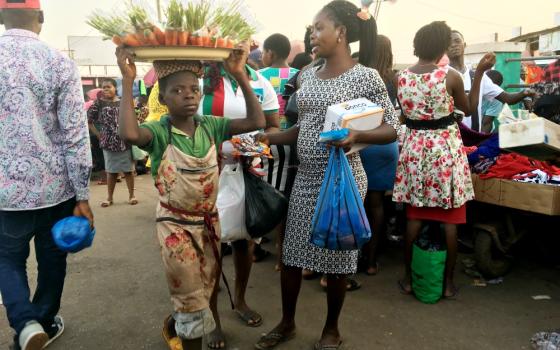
[115, 47, 265, 350]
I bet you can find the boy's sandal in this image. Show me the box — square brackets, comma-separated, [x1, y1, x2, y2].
[314, 340, 342, 350]
[162, 315, 183, 350]
[128, 197, 139, 205]
[100, 200, 113, 208]
[254, 331, 296, 350]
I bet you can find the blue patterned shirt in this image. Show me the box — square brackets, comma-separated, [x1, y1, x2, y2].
[0, 29, 92, 210]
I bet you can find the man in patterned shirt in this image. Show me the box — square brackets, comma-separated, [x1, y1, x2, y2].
[0, 1, 93, 349]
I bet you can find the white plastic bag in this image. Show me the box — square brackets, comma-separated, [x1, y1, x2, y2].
[217, 163, 250, 242]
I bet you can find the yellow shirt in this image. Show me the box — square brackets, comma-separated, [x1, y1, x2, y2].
[146, 82, 169, 123]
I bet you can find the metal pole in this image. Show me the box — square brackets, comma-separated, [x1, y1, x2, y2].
[505, 55, 560, 62]
[156, 0, 162, 23]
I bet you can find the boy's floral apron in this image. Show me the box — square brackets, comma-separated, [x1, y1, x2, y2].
[155, 122, 221, 313]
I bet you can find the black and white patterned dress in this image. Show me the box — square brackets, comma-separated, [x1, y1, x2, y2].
[282, 64, 400, 274]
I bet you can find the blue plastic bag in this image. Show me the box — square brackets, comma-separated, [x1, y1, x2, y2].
[51, 216, 96, 253]
[310, 148, 372, 250]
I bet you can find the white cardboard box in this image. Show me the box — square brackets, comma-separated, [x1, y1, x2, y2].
[499, 117, 560, 161]
[322, 98, 384, 153]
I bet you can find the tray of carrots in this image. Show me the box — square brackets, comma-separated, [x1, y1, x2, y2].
[87, 0, 256, 61]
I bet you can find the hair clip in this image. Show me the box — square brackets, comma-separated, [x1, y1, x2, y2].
[357, 0, 374, 20]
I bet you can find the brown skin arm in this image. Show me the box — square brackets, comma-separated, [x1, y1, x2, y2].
[496, 90, 536, 105]
[258, 125, 300, 146]
[481, 116, 495, 133]
[115, 47, 153, 147]
[226, 50, 266, 135]
[265, 112, 281, 133]
[448, 53, 496, 116]
[331, 123, 397, 152]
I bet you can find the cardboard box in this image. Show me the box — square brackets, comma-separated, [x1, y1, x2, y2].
[472, 174, 560, 216]
[323, 98, 384, 153]
[499, 118, 560, 161]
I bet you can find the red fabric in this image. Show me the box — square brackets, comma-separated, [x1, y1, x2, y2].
[407, 205, 466, 224]
[479, 153, 560, 180]
[525, 65, 544, 84]
[0, 0, 40, 9]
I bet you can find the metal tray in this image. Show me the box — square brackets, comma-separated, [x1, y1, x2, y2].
[131, 46, 233, 62]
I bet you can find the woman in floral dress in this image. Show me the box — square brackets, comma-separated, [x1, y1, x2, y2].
[393, 21, 495, 298]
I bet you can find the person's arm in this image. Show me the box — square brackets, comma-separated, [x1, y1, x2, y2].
[481, 115, 494, 133]
[265, 112, 281, 133]
[449, 53, 496, 116]
[226, 50, 266, 135]
[57, 59, 94, 227]
[115, 47, 154, 147]
[87, 100, 101, 138]
[258, 125, 300, 146]
[333, 70, 398, 151]
[496, 90, 536, 105]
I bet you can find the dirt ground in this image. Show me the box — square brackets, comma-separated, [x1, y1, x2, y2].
[1, 175, 559, 350]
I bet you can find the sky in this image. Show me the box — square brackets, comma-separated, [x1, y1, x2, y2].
[1, 0, 559, 64]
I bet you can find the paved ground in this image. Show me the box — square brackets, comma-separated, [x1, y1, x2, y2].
[1, 175, 560, 350]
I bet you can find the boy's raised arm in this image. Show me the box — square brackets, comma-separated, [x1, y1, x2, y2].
[116, 47, 154, 147]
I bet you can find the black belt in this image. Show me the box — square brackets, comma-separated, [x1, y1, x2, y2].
[405, 114, 457, 130]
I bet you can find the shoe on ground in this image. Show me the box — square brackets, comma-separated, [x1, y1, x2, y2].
[44, 315, 65, 348]
[19, 321, 48, 350]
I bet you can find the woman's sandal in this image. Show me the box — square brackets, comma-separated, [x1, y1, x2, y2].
[320, 277, 361, 292]
[128, 197, 139, 205]
[161, 315, 183, 350]
[254, 330, 296, 350]
[100, 200, 113, 208]
[365, 262, 379, 276]
[314, 340, 342, 350]
[235, 309, 263, 327]
[398, 279, 413, 295]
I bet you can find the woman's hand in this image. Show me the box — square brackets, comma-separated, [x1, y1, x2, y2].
[116, 46, 137, 81]
[330, 130, 358, 153]
[224, 48, 249, 81]
[476, 53, 497, 73]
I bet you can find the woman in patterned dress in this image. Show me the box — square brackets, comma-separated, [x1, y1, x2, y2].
[393, 21, 496, 298]
[254, 1, 398, 349]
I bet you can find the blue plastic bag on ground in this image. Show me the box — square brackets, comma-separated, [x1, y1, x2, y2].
[310, 147, 371, 250]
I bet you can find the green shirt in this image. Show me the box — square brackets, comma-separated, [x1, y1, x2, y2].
[140, 115, 231, 177]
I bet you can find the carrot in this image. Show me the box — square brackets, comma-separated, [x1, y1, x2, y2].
[134, 31, 148, 46]
[165, 29, 175, 46]
[144, 29, 160, 46]
[165, 29, 179, 46]
[202, 36, 212, 47]
[216, 38, 227, 48]
[112, 35, 123, 46]
[178, 31, 188, 46]
[226, 39, 234, 48]
[122, 33, 142, 47]
[152, 26, 166, 45]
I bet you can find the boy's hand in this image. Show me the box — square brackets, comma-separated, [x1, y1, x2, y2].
[116, 46, 137, 81]
[254, 133, 270, 146]
[224, 43, 249, 81]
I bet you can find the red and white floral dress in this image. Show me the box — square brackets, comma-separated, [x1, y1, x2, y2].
[393, 67, 474, 223]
